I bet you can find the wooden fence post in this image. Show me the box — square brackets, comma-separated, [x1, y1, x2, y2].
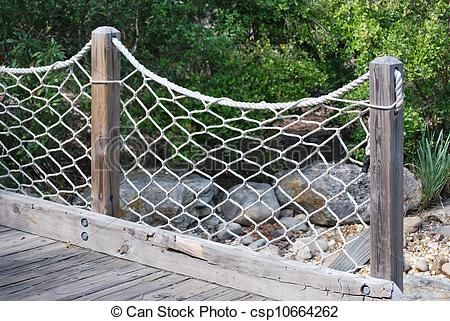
[91, 26, 121, 216]
[369, 57, 404, 290]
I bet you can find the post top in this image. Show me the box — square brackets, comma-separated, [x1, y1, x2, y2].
[92, 26, 120, 36]
[370, 56, 402, 66]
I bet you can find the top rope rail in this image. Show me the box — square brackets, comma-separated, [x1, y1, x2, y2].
[112, 37, 372, 110]
[0, 37, 403, 112]
[0, 41, 91, 75]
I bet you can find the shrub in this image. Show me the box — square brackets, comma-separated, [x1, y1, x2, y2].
[415, 129, 450, 209]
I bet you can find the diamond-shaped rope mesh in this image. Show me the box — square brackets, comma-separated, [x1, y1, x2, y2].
[0, 38, 403, 273]
[113, 39, 378, 272]
[0, 47, 92, 208]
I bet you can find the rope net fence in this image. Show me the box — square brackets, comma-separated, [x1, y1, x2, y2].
[0, 45, 92, 208]
[0, 37, 403, 273]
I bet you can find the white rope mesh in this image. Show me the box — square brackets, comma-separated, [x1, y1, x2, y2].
[0, 37, 404, 273]
[0, 41, 92, 74]
[0, 50, 92, 207]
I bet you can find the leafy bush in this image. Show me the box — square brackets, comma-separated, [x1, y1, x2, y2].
[415, 129, 450, 209]
[0, 0, 448, 166]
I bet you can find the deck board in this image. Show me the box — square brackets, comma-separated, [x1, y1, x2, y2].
[0, 243, 85, 272]
[0, 226, 12, 233]
[0, 232, 56, 256]
[0, 226, 266, 301]
[141, 278, 216, 301]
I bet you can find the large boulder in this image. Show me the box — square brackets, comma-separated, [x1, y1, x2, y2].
[219, 182, 280, 226]
[120, 171, 217, 230]
[275, 163, 422, 226]
[403, 168, 423, 213]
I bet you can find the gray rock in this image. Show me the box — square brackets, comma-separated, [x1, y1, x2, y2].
[415, 258, 429, 272]
[403, 168, 423, 213]
[248, 239, 267, 250]
[216, 222, 242, 241]
[404, 216, 422, 234]
[271, 228, 294, 239]
[300, 237, 329, 253]
[279, 215, 308, 232]
[201, 215, 221, 231]
[435, 225, 450, 238]
[279, 209, 294, 218]
[120, 171, 217, 230]
[423, 202, 450, 225]
[220, 182, 280, 226]
[404, 261, 412, 273]
[404, 275, 450, 300]
[271, 228, 284, 238]
[293, 240, 312, 260]
[275, 163, 422, 226]
[258, 245, 280, 257]
[241, 235, 255, 246]
[431, 254, 448, 274]
[442, 263, 450, 277]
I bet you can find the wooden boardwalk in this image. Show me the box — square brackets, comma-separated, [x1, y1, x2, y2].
[0, 226, 267, 301]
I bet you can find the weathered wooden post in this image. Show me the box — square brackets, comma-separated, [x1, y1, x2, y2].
[369, 57, 404, 290]
[91, 27, 121, 216]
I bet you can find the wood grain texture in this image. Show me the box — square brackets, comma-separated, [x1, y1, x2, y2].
[91, 26, 121, 216]
[0, 191, 402, 300]
[369, 56, 404, 291]
[327, 229, 371, 271]
[0, 227, 261, 301]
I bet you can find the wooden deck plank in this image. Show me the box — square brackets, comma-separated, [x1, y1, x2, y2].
[0, 229, 34, 242]
[0, 245, 96, 278]
[0, 229, 259, 301]
[327, 229, 371, 271]
[0, 243, 83, 272]
[239, 293, 269, 301]
[141, 278, 214, 301]
[0, 234, 56, 257]
[185, 286, 229, 301]
[105, 273, 191, 301]
[0, 226, 269, 301]
[0, 191, 400, 301]
[0, 247, 106, 280]
[76, 270, 171, 301]
[23, 263, 154, 300]
[204, 288, 250, 301]
[56, 266, 159, 301]
[0, 225, 12, 233]
[181, 283, 223, 300]
[2, 256, 127, 300]
[129, 274, 193, 301]
[0, 254, 112, 296]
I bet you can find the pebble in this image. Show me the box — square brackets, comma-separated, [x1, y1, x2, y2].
[293, 240, 312, 260]
[216, 222, 242, 241]
[415, 258, 429, 272]
[271, 228, 293, 239]
[442, 263, 450, 277]
[404, 216, 422, 234]
[431, 254, 448, 274]
[241, 235, 255, 246]
[279, 209, 294, 218]
[248, 238, 267, 250]
[300, 237, 329, 253]
[258, 244, 280, 257]
[279, 215, 308, 232]
[435, 225, 450, 238]
[404, 262, 412, 273]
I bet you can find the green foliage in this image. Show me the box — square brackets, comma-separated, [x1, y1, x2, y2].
[0, 0, 448, 166]
[415, 129, 450, 209]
